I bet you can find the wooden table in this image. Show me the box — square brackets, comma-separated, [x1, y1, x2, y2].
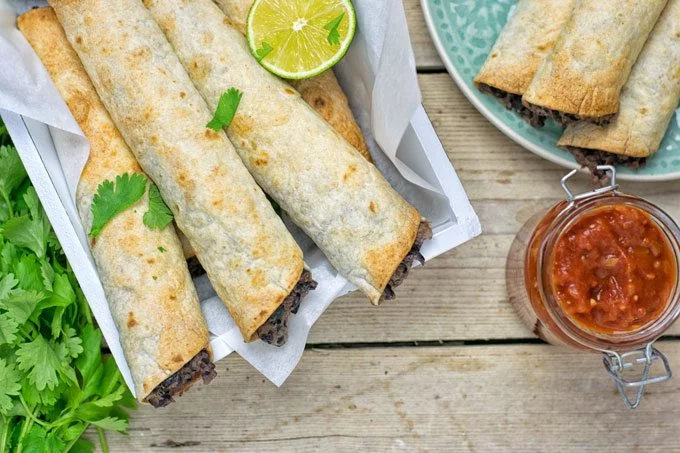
[107, 2, 680, 451]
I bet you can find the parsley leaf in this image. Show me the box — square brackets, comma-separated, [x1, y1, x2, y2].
[324, 13, 345, 45]
[0, 359, 21, 415]
[89, 173, 147, 238]
[206, 88, 243, 131]
[143, 183, 173, 230]
[255, 41, 273, 62]
[158, 246, 166, 253]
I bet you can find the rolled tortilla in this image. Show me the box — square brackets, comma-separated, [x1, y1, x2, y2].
[146, 0, 430, 305]
[213, 0, 372, 162]
[474, 0, 576, 127]
[17, 7, 215, 407]
[522, 0, 668, 126]
[558, 0, 680, 163]
[48, 0, 313, 346]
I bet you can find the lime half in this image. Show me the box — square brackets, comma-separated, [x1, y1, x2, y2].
[246, 0, 356, 80]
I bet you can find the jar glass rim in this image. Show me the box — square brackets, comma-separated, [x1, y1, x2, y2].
[535, 192, 680, 352]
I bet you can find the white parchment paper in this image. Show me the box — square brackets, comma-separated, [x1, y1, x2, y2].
[0, 0, 476, 390]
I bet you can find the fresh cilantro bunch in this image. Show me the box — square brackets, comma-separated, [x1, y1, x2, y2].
[0, 119, 135, 453]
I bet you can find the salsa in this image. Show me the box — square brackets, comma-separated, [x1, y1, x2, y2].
[551, 204, 677, 334]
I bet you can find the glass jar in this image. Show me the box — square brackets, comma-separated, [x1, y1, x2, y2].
[506, 166, 680, 408]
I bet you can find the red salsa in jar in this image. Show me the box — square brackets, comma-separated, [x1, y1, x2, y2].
[551, 204, 677, 334]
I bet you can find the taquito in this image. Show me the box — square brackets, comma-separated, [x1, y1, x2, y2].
[522, 0, 668, 126]
[146, 0, 430, 305]
[48, 0, 315, 346]
[213, 0, 372, 162]
[18, 7, 215, 407]
[474, 0, 576, 127]
[558, 0, 680, 169]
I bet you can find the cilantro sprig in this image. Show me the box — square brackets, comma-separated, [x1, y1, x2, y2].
[206, 88, 243, 131]
[0, 118, 135, 452]
[324, 13, 345, 46]
[89, 173, 147, 238]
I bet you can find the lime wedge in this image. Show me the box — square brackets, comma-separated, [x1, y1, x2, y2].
[246, 0, 356, 80]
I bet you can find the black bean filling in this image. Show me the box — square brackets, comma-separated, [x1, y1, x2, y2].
[565, 146, 647, 185]
[256, 269, 317, 347]
[477, 84, 546, 128]
[145, 349, 216, 408]
[380, 221, 433, 303]
[186, 256, 206, 279]
[523, 102, 615, 128]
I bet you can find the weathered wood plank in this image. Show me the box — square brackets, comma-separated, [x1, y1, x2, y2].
[405, 0, 444, 70]
[305, 73, 680, 344]
[103, 342, 680, 452]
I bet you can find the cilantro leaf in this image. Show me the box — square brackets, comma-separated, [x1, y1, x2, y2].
[40, 260, 54, 292]
[60, 327, 84, 359]
[143, 183, 173, 230]
[0, 241, 17, 274]
[3, 290, 44, 324]
[92, 385, 126, 408]
[1, 188, 52, 258]
[0, 145, 27, 217]
[206, 88, 243, 131]
[0, 273, 18, 300]
[21, 425, 48, 453]
[14, 255, 43, 292]
[0, 359, 21, 415]
[89, 173, 147, 238]
[2, 212, 51, 261]
[42, 273, 76, 309]
[255, 41, 273, 62]
[16, 336, 61, 391]
[158, 246, 166, 253]
[324, 12, 345, 45]
[75, 324, 102, 384]
[88, 417, 127, 433]
[0, 314, 18, 346]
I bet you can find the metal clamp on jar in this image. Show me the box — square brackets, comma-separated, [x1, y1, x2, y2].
[507, 166, 680, 409]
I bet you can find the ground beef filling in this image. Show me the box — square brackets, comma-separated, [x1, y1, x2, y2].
[257, 269, 318, 347]
[380, 221, 433, 303]
[523, 102, 615, 128]
[146, 349, 216, 408]
[565, 147, 647, 185]
[477, 84, 546, 128]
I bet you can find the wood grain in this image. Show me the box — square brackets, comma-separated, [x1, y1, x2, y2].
[405, 0, 444, 70]
[102, 342, 680, 452]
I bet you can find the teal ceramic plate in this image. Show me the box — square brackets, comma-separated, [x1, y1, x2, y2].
[421, 0, 680, 181]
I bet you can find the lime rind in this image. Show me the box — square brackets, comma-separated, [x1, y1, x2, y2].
[246, 0, 357, 80]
